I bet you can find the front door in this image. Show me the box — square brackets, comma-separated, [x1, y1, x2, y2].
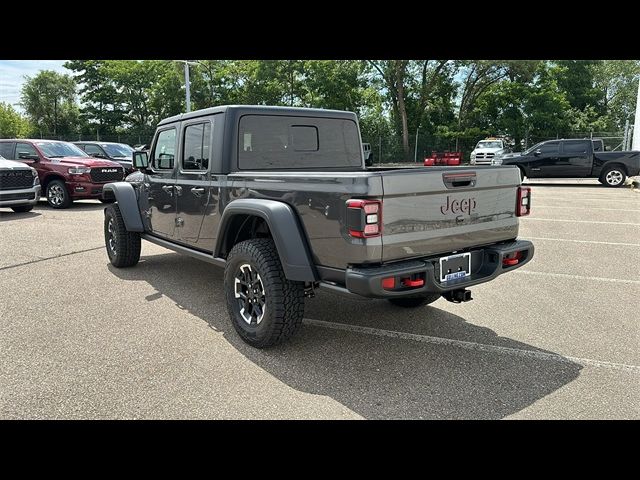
[532, 141, 561, 178]
[175, 120, 213, 249]
[146, 127, 178, 238]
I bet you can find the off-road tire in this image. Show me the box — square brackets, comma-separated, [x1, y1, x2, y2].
[225, 238, 305, 348]
[387, 293, 441, 308]
[104, 203, 141, 268]
[46, 179, 72, 209]
[11, 205, 33, 213]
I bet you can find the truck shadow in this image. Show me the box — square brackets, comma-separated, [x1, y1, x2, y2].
[523, 182, 604, 189]
[35, 200, 107, 211]
[0, 211, 41, 221]
[109, 253, 582, 419]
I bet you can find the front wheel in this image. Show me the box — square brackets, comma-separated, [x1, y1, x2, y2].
[46, 180, 72, 208]
[104, 203, 141, 267]
[11, 205, 33, 213]
[387, 293, 441, 308]
[224, 238, 305, 348]
[601, 166, 626, 188]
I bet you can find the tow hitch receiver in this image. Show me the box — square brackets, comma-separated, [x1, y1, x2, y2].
[443, 289, 473, 303]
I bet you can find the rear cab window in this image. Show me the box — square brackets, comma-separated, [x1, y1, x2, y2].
[0, 142, 15, 159]
[562, 141, 589, 154]
[238, 115, 362, 170]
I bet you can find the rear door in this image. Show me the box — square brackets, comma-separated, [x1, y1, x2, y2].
[175, 119, 214, 250]
[146, 127, 178, 238]
[559, 140, 591, 177]
[380, 167, 520, 262]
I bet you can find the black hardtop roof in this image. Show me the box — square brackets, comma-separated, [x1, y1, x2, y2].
[157, 105, 357, 126]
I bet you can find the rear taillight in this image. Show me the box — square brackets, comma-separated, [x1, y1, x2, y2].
[516, 186, 531, 217]
[346, 199, 382, 238]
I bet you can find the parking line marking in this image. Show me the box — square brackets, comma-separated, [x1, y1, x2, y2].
[534, 205, 640, 213]
[530, 196, 639, 202]
[0, 246, 104, 271]
[513, 270, 640, 285]
[303, 319, 640, 373]
[525, 237, 640, 247]
[523, 218, 640, 226]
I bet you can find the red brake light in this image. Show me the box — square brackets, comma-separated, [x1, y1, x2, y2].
[346, 199, 382, 238]
[516, 187, 531, 216]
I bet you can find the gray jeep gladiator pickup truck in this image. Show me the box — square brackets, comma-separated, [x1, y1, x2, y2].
[102, 105, 534, 348]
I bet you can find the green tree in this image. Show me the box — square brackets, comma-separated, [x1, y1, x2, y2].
[593, 60, 640, 130]
[20, 70, 79, 137]
[368, 60, 450, 159]
[0, 103, 33, 138]
[64, 60, 126, 137]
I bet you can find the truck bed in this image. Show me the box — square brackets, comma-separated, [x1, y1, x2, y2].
[230, 165, 521, 270]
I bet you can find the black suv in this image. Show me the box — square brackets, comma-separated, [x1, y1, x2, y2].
[74, 142, 135, 174]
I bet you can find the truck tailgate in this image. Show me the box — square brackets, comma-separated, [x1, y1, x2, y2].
[381, 166, 520, 262]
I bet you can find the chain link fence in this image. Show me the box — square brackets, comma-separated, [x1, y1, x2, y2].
[363, 131, 626, 165]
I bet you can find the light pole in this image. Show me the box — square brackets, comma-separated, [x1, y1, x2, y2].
[632, 76, 640, 151]
[178, 60, 200, 113]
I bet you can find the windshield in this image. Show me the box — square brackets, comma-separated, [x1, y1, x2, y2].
[476, 141, 503, 149]
[36, 142, 88, 158]
[102, 143, 133, 158]
[522, 142, 544, 155]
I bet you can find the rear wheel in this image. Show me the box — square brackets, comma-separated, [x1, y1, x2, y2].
[104, 203, 141, 267]
[11, 205, 33, 213]
[46, 179, 72, 208]
[225, 238, 305, 348]
[387, 293, 441, 308]
[601, 165, 626, 188]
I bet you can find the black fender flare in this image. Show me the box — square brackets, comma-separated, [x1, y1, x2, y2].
[102, 182, 144, 232]
[216, 199, 318, 282]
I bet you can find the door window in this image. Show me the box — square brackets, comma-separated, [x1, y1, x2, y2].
[15, 143, 38, 160]
[0, 142, 15, 158]
[562, 141, 588, 154]
[182, 122, 211, 171]
[152, 129, 177, 170]
[539, 142, 559, 155]
[84, 144, 104, 157]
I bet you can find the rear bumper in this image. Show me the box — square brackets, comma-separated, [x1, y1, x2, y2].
[344, 239, 534, 298]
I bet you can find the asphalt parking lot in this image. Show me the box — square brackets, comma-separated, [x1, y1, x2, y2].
[1, 180, 639, 419]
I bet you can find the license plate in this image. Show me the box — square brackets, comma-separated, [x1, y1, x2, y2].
[439, 252, 471, 282]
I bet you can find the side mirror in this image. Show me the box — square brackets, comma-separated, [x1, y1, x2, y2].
[133, 151, 149, 169]
[18, 152, 39, 161]
[533, 149, 542, 156]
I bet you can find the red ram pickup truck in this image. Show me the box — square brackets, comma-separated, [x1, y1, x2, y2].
[0, 139, 125, 208]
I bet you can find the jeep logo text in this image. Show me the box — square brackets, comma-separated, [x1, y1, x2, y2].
[440, 195, 476, 215]
[101, 169, 118, 173]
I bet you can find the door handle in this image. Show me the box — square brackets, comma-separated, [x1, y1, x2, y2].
[162, 185, 174, 196]
[191, 187, 206, 197]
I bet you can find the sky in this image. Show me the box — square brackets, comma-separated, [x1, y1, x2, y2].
[0, 60, 69, 112]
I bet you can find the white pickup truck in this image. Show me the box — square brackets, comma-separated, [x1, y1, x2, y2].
[470, 138, 509, 166]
